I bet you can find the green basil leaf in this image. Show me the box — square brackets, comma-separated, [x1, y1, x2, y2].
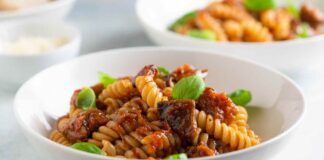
[172, 75, 205, 100]
[170, 11, 197, 31]
[77, 87, 96, 110]
[296, 23, 310, 38]
[71, 142, 106, 155]
[244, 0, 277, 11]
[228, 89, 252, 106]
[286, 0, 299, 18]
[165, 153, 188, 160]
[98, 71, 117, 88]
[187, 30, 217, 41]
[157, 66, 170, 76]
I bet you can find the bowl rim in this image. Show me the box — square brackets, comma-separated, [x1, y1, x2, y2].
[0, 0, 76, 19]
[0, 20, 81, 58]
[136, 0, 324, 46]
[13, 47, 306, 160]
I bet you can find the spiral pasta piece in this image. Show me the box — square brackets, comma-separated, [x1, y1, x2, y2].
[135, 76, 168, 108]
[124, 131, 181, 158]
[233, 125, 261, 141]
[88, 121, 126, 147]
[194, 132, 217, 151]
[56, 116, 70, 132]
[119, 97, 149, 114]
[69, 104, 83, 118]
[124, 146, 152, 159]
[261, 9, 292, 40]
[231, 106, 248, 127]
[195, 10, 228, 41]
[102, 97, 123, 114]
[241, 20, 273, 42]
[114, 131, 146, 156]
[149, 120, 164, 131]
[146, 108, 159, 121]
[49, 130, 71, 146]
[195, 109, 260, 150]
[141, 131, 182, 154]
[207, 2, 253, 22]
[99, 79, 136, 101]
[217, 145, 234, 154]
[101, 140, 117, 156]
[223, 20, 243, 41]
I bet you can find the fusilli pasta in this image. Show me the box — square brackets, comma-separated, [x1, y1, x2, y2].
[49, 130, 71, 146]
[49, 64, 261, 159]
[135, 76, 168, 108]
[231, 106, 248, 127]
[119, 97, 149, 114]
[195, 10, 228, 41]
[99, 79, 136, 102]
[102, 97, 123, 114]
[241, 20, 273, 42]
[261, 9, 292, 40]
[101, 140, 116, 156]
[69, 104, 83, 118]
[195, 109, 260, 150]
[88, 121, 125, 147]
[207, 2, 253, 22]
[223, 20, 243, 41]
[170, 1, 322, 42]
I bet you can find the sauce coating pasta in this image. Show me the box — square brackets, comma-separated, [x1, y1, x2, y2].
[170, 0, 324, 42]
[49, 64, 260, 159]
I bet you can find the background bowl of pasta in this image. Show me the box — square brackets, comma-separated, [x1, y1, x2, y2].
[136, 0, 324, 70]
[14, 47, 305, 160]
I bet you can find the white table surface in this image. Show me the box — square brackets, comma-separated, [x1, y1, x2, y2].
[1, 0, 324, 159]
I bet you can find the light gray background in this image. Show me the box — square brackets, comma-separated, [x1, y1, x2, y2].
[1, 0, 324, 159]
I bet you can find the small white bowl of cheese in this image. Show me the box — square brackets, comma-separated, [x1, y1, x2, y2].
[0, 20, 81, 89]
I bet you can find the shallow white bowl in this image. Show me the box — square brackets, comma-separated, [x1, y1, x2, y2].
[0, 0, 76, 21]
[0, 20, 81, 88]
[136, 0, 324, 70]
[14, 47, 305, 160]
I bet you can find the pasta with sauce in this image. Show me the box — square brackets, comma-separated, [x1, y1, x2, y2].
[170, 0, 324, 42]
[49, 64, 260, 159]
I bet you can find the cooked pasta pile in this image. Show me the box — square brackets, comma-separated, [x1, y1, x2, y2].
[49, 64, 260, 159]
[170, 0, 324, 42]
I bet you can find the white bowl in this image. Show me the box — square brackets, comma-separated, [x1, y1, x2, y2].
[14, 47, 305, 160]
[0, 0, 76, 21]
[136, 0, 324, 70]
[0, 20, 81, 88]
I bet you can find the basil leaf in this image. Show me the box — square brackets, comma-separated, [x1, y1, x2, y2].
[172, 75, 205, 100]
[187, 30, 217, 41]
[157, 66, 170, 76]
[228, 89, 252, 106]
[244, 0, 276, 11]
[165, 153, 188, 160]
[170, 11, 197, 31]
[71, 142, 106, 155]
[98, 71, 117, 88]
[286, 0, 299, 18]
[296, 23, 310, 38]
[77, 87, 96, 110]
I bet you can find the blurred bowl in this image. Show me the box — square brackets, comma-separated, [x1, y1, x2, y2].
[0, 0, 76, 21]
[0, 20, 81, 88]
[136, 0, 324, 70]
